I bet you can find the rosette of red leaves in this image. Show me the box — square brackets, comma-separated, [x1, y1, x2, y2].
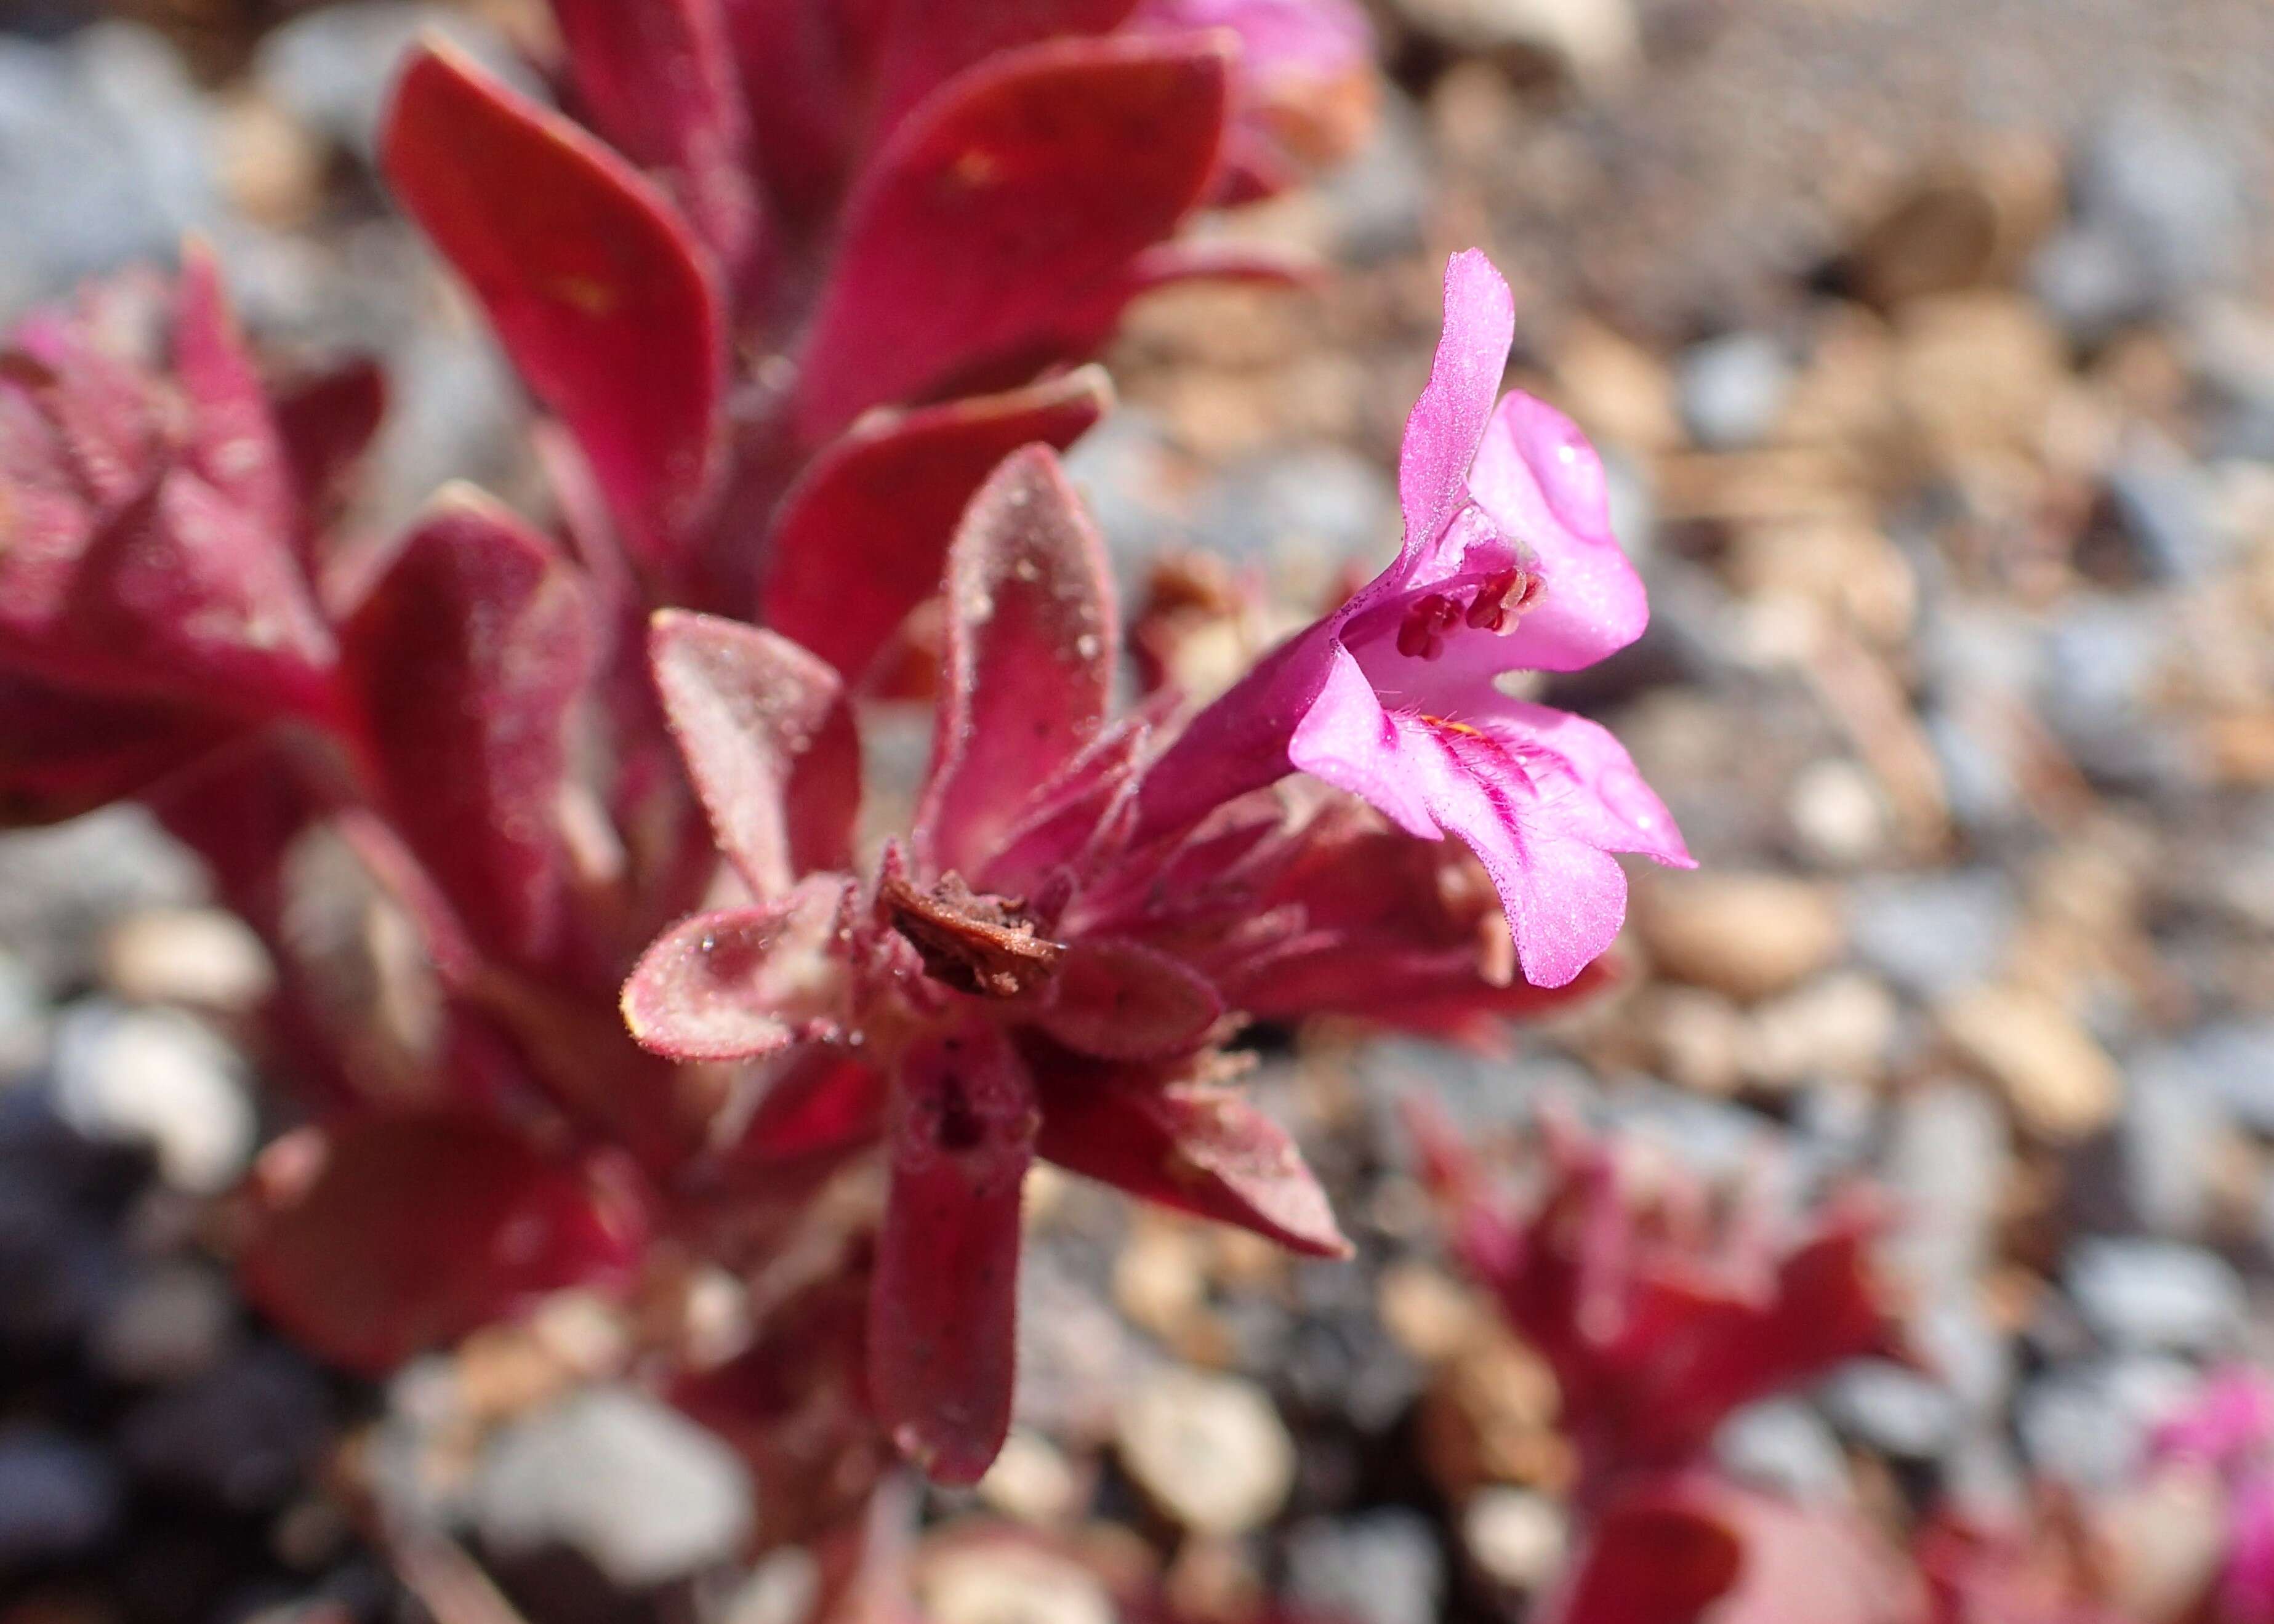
[1411, 1104, 1921, 1624]
[621, 446, 1594, 1482]
[381, 0, 1372, 646]
[0, 255, 655, 1365]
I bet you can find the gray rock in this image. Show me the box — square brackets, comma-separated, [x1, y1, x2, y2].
[2065, 1238, 2244, 1354]
[1677, 332, 1792, 451]
[1602, 444, 1658, 572]
[2018, 1356, 2195, 1489]
[1606, 1083, 1771, 1180]
[1921, 708, 2028, 835]
[255, 2, 537, 163]
[2123, 1044, 2228, 1236]
[2030, 223, 2154, 345]
[475, 1386, 754, 1587]
[1820, 1360, 1959, 1459]
[2107, 441, 2227, 583]
[1281, 1303, 1424, 1436]
[1063, 407, 1192, 593]
[0, 949, 48, 1079]
[1192, 444, 1399, 597]
[0, 1188, 117, 1351]
[2038, 595, 2187, 787]
[90, 1258, 238, 1385]
[0, 1428, 121, 1575]
[0, 26, 216, 319]
[1313, 87, 1431, 262]
[0, 809, 206, 990]
[1359, 1038, 1580, 1146]
[1882, 1082, 2007, 1301]
[1715, 1399, 1852, 1500]
[2073, 103, 2246, 307]
[1284, 1510, 1444, 1624]
[1846, 869, 2018, 1003]
[121, 1344, 334, 1509]
[1912, 1298, 2015, 1417]
[52, 1004, 257, 1196]
[364, 314, 531, 533]
[2164, 1020, 2274, 1136]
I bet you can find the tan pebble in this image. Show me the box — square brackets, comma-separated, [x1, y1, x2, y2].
[1937, 983, 2121, 1141]
[1652, 986, 1748, 1096]
[1742, 971, 1898, 1089]
[1378, 1262, 1485, 1363]
[1115, 1368, 1293, 1536]
[1461, 1486, 1569, 1593]
[102, 907, 275, 1014]
[978, 1431, 1087, 1529]
[921, 1541, 1115, 1624]
[1636, 872, 1847, 1002]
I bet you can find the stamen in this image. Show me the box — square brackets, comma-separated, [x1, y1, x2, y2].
[1395, 593, 1461, 660]
[1463, 567, 1539, 633]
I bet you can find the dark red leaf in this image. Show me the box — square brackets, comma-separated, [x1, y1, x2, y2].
[1546, 1489, 1745, 1624]
[731, 1045, 890, 1162]
[1546, 1479, 1927, 1624]
[239, 1112, 645, 1375]
[1034, 1066, 1349, 1256]
[649, 609, 859, 898]
[669, 1268, 886, 1548]
[340, 488, 593, 965]
[172, 239, 294, 547]
[793, 35, 1229, 439]
[868, 0, 1138, 135]
[272, 358, 385, 529]
[760, 368, 1111, 684]
[66, 467, 339, 722]
[621, 880, 851, 1062]
[915, 447, 1117, 877]
[381, 44, 724, 570]
[0, 665, 227, 826]
[1032, 937, 1221, 1060]
[548, 0, 763, 280]
[714, 0, 874, 221]
[870, 1022, 1037, 1483]
[955, 238, 1320, 394]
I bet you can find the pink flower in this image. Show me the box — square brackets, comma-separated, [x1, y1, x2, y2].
[2153, 1367, 2274, 1624]
[618, 444, 1622, 1484]
[1139, 250, 1693, 987]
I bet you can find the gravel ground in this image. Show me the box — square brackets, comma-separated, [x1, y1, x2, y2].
[3, 2, 2273, 1622]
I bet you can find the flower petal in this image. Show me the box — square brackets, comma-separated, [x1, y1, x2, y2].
[381, 44, 723, 571]
[917, 447, 1117, 877]
[650, 609, 859, 898]
[1490, 699, 1693, 868]
[870, 1023, 1038, 1484]
[760, 368, 1111, 683]
[621, 884, 849, 1062]
[1293, 697, 1629, 988]
[1393, 249, 1513, 587]
[1467, 390, 1650, 671]
[1035, 1071, 1349, 1257]
[1129, 621, 1343, 841]
[1285, 642, 1437, 838]
[793, 35, 1229, 440]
